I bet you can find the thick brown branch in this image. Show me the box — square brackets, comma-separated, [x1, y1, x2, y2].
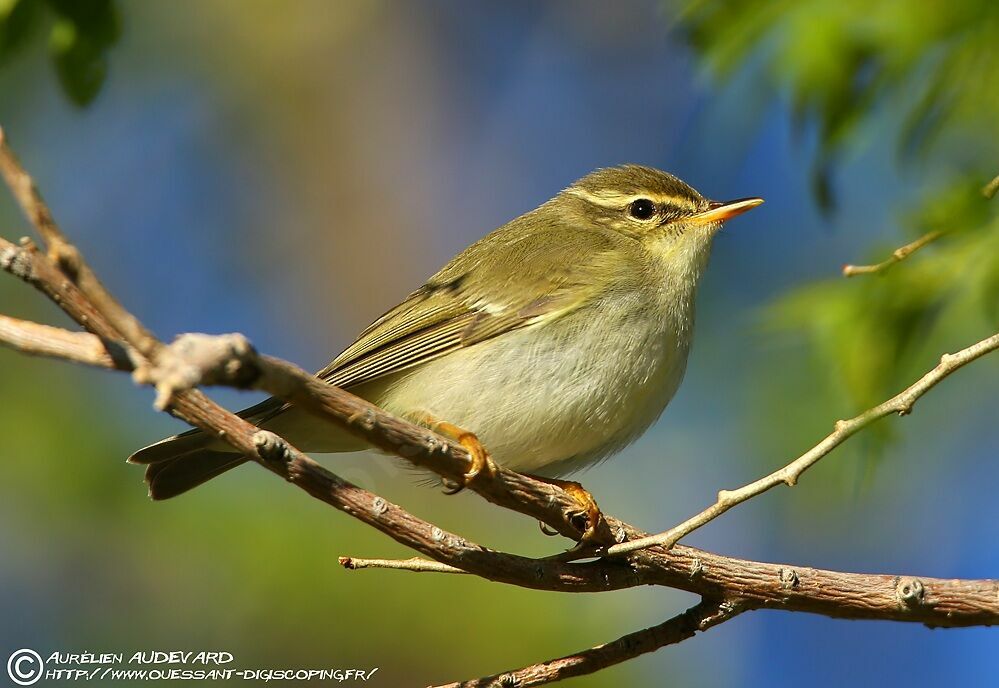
[338, 543, 999, 627]
[4, 310, 998, 628]
[0, 235, 594, 544]
[3, 124, 998, 688]
[605, 331, 999, 556]
[433, 598, 745, 688]
[0, 316, 608, 590]
[139, 333, 609, 543]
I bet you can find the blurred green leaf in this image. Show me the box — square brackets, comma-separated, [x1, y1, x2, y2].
[678, 0, 999, 210]
[750, 209, 999, 485]
[0, 0, 41, 65]
[0, 0, 118, 106]
[46, 0, 119, 106]
[679, 0, 999, 485]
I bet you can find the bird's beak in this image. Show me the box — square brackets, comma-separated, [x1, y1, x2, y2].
[691, 197, 764, 225]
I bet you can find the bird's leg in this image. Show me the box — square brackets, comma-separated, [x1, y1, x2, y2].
[411, 412, 496, 494]
[526, 475, 604, 544]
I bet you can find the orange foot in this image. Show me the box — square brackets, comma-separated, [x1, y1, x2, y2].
[414, 414, 496, 494]
[528, 475, 604, 543]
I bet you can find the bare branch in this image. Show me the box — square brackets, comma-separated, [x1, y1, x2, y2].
[0, 126, 161, 358]
[432, 598, 746, 688]
[338, 556, 467, 575]
[5, 265, 999, 628]
[338, 528, 999, 627]
[0, 145, 599, 545]
[0, 314, 135, 370]
[605, 332, 999, 557]
[0, 314, 613, 590]
[842, 230, 943, 277]
[2, 124, 997, 687]
[842, 171, 998, 278]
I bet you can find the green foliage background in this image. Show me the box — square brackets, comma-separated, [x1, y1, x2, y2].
[679, 0, 998, 478]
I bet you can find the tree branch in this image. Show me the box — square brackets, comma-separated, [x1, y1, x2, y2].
[0, 314, 134, 369]
[2, 125, 997, 686]
[432, 597, 746, 688]
[0, 127, 161, 358]
[4, 238, 998, 627]
[842, 230, 943, 277]
[603, 331, 999, 557]
[0, 175, 598, 546]
[841, 169, 997, 278]
[338, 556, 468, 575]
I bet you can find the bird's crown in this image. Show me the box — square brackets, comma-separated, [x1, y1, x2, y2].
[567, 165, 705, 215]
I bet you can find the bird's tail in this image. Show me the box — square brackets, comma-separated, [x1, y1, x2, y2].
[127, 428, 247, 500]
[128, 398, 287, 500]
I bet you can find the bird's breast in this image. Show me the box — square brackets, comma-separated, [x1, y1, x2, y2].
[374, 290, 695, 476]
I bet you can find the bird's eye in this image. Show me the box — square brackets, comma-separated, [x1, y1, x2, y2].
[628, 198, 656, 220]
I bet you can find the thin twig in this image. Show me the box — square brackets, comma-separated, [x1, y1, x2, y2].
[842, 230, 943, 277]
[432, 598, 746, 688]
[843, 171, 998, 277]
[0, 126, 161, 357]
[604, 332, 999, 557]
[338, 556, 467, 574]
[0, 314, 135, 370]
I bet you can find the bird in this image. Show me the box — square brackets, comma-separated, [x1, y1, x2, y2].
[129, 165, 761, 538]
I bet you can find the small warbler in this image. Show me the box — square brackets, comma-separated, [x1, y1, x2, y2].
[130, 165, 761, 530]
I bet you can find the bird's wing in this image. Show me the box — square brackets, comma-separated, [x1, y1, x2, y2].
[316, 223, 625, 390]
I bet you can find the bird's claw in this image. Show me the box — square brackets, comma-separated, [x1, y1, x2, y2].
[528, 475, 605, 544]
[560, 480, 603, 543]
[539, 521, 559, 536]
[426, 418, 495, 495]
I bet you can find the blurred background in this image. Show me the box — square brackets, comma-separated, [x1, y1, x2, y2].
[0, 1, 997, 685]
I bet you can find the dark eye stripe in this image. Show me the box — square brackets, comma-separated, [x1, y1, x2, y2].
[659, 203, 686, 220]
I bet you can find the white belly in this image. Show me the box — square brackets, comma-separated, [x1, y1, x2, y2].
[373, 297, 692, 476]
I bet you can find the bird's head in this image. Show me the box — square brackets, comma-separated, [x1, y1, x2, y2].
[554, 164, 763, 287]
[562, 164, 762, 242]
